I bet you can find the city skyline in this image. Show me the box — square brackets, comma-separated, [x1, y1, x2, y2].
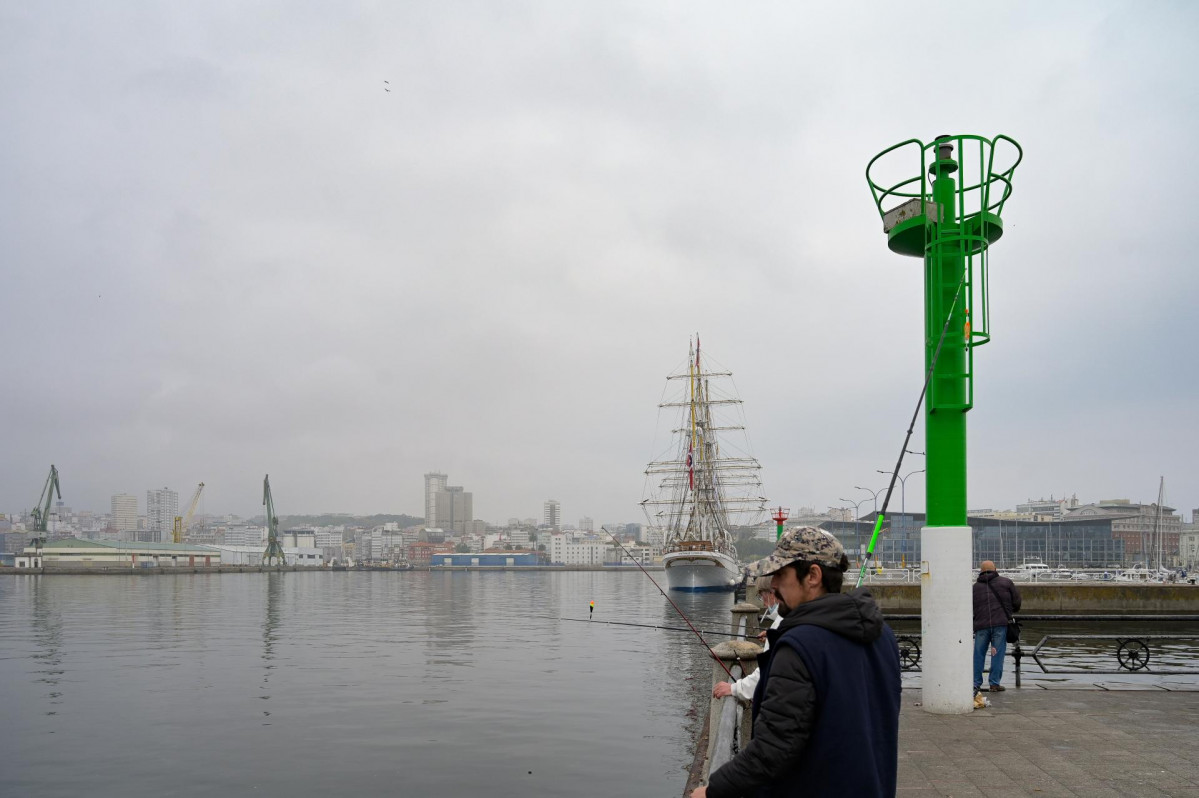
[10, 482, 1195, 530]
[2, 3, 1196, 526]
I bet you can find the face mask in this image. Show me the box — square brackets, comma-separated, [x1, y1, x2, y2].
[761, 603, 780, 622]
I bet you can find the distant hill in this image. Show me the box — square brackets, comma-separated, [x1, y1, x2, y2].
[249, 513, 424, 529]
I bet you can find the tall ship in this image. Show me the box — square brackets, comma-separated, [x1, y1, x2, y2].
[642, 337, 769, 591]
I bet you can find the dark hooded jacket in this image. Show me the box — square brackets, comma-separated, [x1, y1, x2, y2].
[972, 570, 1021, 631]
[706, 588, 902, 798]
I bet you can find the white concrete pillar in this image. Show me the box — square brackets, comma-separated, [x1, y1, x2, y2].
[919, 525, 974, 713]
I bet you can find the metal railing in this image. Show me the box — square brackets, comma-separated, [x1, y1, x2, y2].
[883, 614, 1199, 686]
[708, 662, 742, 774]
[707, 614, 748, 773]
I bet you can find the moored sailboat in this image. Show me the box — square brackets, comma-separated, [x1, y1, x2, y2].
[641, 337, 768, 591]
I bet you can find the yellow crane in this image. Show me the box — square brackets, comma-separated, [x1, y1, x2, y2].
[172, 482, 205, 544]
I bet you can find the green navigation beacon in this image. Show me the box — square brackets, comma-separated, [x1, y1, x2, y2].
[771, 506, 789, 542]
[866, 135, 1022, 714]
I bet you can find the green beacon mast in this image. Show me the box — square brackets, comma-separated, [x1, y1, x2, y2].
[867, 134, 1022, 714]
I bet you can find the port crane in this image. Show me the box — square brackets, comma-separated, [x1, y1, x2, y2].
[262, 475, 286, 567]
[29, 465, 62, 546]
[172, 482, 206, 544]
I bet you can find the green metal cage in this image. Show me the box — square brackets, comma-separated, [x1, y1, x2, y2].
[866, 134, 1022, 412]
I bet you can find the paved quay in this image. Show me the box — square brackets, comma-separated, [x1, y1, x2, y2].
[898, 688, 1199, 796]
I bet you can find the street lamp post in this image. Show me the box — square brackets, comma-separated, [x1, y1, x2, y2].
[854, 485, 883, 518]
[838, 497, 868, 522]
[877, 468, 926, 516]
[839, 497, 869, 562]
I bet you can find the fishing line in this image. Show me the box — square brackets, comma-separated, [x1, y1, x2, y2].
[601, 527, 736, 678]
[856, 274, 968, 589]
[554, 616, 749, 638]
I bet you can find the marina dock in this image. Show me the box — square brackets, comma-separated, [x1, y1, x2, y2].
[898, 688, 1199, 796]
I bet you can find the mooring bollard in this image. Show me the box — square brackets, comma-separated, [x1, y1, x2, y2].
[731, 602, 761, 639]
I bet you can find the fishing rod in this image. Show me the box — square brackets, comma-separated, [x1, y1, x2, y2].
[601, 527, 736, 678]
[856, 275, 968, 589]
[555, 616, 751, 638]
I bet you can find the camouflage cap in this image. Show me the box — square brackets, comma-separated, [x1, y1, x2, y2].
[745, 526, 846, 577]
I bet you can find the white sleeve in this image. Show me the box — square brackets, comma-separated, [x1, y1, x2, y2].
[730, 667, 761, 702]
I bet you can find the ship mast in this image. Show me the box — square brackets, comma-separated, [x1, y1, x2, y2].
[642, 336, 766, 554]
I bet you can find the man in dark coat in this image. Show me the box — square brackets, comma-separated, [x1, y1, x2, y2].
[691, 527, 902, 798]
[972, 560, 1021, 692]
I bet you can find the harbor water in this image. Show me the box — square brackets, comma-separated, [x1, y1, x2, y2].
[0, 571, 732, 798]
[4, 572, 1196, 796]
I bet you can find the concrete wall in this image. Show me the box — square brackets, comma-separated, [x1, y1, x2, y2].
[869, 584, 1199, 613]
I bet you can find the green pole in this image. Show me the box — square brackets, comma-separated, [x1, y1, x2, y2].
[925, 137, 967, 527]
[866, 133, 1022, 714]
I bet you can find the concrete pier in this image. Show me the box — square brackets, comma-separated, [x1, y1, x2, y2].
[899, 688, 1199, 796]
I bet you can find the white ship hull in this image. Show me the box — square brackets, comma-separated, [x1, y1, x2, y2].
[662, 549, 740, 592]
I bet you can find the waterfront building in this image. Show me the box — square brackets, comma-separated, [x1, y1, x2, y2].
[607, 542, 656, 566]
[543, 499, 561, 531]
[820, 512, 1128, 569]
[431, 551, 539, 567]
[1, 531, 28, 554]
[643, 526, 666, 550]
[312, 526, 344, 565]
[224, 524, 266, 547]
[549, 533, 605, 565]
[281, 530, 317, 548]
[433, 486, 472, 534]
[313, 527, 344, 548]
[1064, 500, 1180, 564]
[826, 507, 854, 522]
[1181, 528, 1199, 569]
[789, 507, 837, 527]
[358, 528, 407, 561]
[407, 540, 453, 566]
[424, 472, 448, 526]
[16, 538, 219, 569]
[208, 544, 322, 567]
[1180, 512, 1199, 569]
[1016, 495, 1080, 520]
[184, 523, 221, 546]
[110, 494, 139, 535]
[145, 488, 179, 543]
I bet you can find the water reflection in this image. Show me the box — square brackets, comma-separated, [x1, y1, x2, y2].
[422, 572, 477, 668]
[659, 591, 735, 744]
[261, 571, 283, 721]
[30, 578, 65, 716]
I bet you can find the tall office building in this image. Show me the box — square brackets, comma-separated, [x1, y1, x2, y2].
[111, 494, 139, 536]
[146, 488, 179, 543]
[433, 486, 473, 534]
[424, 472, 448, 526]
[543, 500, 561, 531]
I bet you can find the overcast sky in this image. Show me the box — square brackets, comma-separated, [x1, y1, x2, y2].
[3, 1, 1196, 526]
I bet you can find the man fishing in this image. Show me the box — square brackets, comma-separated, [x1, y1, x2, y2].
[711, 577, 781, 703]
[692, 527, 902, 798]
